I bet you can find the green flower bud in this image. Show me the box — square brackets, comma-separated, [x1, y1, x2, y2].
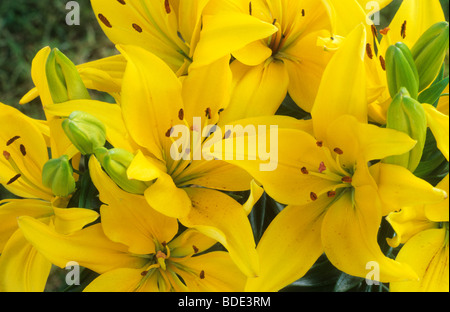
[385, 42, 420, 99]
[42, 155, 76, 197]
[46, 48, 91, 103]
[411, 21, 449, 92]
[384, 88, 427, 172]
[94, 147, 149, 194]
[62, 111, 106, 155]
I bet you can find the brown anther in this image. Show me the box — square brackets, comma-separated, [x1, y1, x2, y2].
[164, 0, 171, 14]
[249, 1, 252, 15]
[98, 14, 112, 28]
[341, 176, 352, 183]
[379, 55, 386, 71]
[380, 27, 390, 35]
[401, 20, 407, 39]
[132, 23, 143, 33]
[272, 18, 277, 25]
[117, 0, 126, 4]
[141, 270, 148, 276]
[310, 192, 318, 201]
[366, 43, 373, 59]
[223, 129, 232, 139]
[380, 55, 386, 71]
[3, 150, 11, 160]
[161, 241, 167, 247]
[333, 148, 343, 155]
[192, 245, 199, 253]
[178, 108, 184, 120]
[318, 162, 326, 173]
[7, 173, 21, 185]
[371, 24, 378, 38]
[165, 127, 173, 137]
[156, 250, 167, 259]
[301, 9, 305, 16]
[19, 144, 26, 156]
[6, 136, 20, 146]
[316, 141, 323, 147]
[218, 108, 224, 114]
[199, 270, 205, 279]
[205, 107, 212, 119]
[327, 191, 336, 197]
[301, 167, 309, 174]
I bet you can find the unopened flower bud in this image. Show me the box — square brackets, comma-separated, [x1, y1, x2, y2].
[411, 21, 449, 91]
[46, 48, 90, 103]
[42, 155, 76, 197]
[94, 147, 149, 194]
[62, 111, 106, 155]
[384, 88, 427, 172]
[385, 42, 420, 99]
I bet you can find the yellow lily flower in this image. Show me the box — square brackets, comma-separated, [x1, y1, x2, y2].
[387, 174, 449, 292]
[0, 103, 98, 291]
[90, 0, 277, 76]
[17, 156, 246, 292]
[213, 25, 447, 291]
[202, 0, 335, 121]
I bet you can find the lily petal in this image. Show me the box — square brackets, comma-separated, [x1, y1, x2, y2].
[180, 188, 259, 277]
[83, 267, 150, 292]
[423, 103, 449, 161]
[246, 198, 327, 292]
[390, 228, 449, 292]
[18, 217, 146, 273]
[425, 174, 449, 222]
[322, 186, 419, 282]
[311, 24, 368, 141]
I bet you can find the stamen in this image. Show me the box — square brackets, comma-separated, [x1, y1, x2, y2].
[301, 9, 305, 16]
[6, 136, 20, 146]
[164, 0, 171, 14]
[366, 43, 373, 59]
[401, 20, 407, 39]
[20, 144, 26, 156]
[218, 108, 224, 115]
[165, 127, 173, 137]
[327, 191, 336, 197]
[316, 141, 323, 147]
[205, 107, 212, 119]
[117, 0, 126, 4]
[192, 245, 199, 253]
[98, 14, 112, 28]
[3, 150, 10, 160]
[379, 55, 386, 71]
[272, 18, 277, 25]
[318, 162, 326, 173]
[141, 270, 148, 276]
[223, 129, 232, 139]
[199, 270, 205, 279]
[310, 192, 318, 201]
[371, 25, 377, 38]
[7, 174, 21, 185]
[333, 147, 343, 155]
[380, 27, 390, 35]
[132, 23, 143, 33]
[249, 1, 252, 15]
[301, 167, 309, 174]
[341, 176, 352, 183]
[178, 108, 184, 121]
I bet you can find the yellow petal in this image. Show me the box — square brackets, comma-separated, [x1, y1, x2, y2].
[52, 207, 99, 235]
[83, 268, 148, 292]
[370, 162, 448, 215]
[218, 59, 289, 124]
[30, 46, 53, 108]
[89, 156, 178, 254]
[323, 0, 370, 36]
[232, 40, 272, 66]
[243, 180, 264, 215]
[180, 188, 259, 277]
[169, 228, 218, 258]
[0, 199, 53, 252]
[322, 186, 419, 282]
[425, 174, 449, 222]
[423, 103, 449, 161]
[174, 251, 247, 291]
[0, 227, 52, 292]
[386, 206, 437, 248]
[118, 44, 184, 161]
[325, 115, 417, 169]
[390, 228, 449, 292]
[192, 12, 277, 68]
[18, 217, 146, 273]
[246, 199, 326, 292]
[311, 24, 368, 141]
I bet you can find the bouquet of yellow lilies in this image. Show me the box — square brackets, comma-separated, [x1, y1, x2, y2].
[0, 0, 448, 294]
